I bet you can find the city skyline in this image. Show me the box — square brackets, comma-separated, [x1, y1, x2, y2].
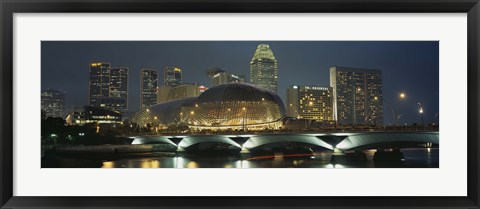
[41, 41, 439, 125]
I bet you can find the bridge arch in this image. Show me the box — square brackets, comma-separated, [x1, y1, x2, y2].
[335, 132, 439, 150]
[243, 134, 333, 150]
[178, 136, 242, 149]
[131, 136, 177, 146]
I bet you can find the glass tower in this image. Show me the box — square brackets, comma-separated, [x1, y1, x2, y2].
[109, 67, 129, 111]
[141, 68, 158, 109]
[164, 67, 182, 86]
[250, 44, 278, 93]
[330, 66, 383, 125]
[41, 89, 65, 118]
[89, 62, 128, 112]
[207, 68, 245, 87]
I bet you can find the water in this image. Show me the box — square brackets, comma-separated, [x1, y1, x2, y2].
[42, 148, 438, 168]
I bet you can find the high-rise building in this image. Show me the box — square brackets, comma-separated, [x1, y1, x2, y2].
[330, 66, 383, 125]
[164, 67, 182, 86]
[140, 68, 158, 109]
[89, 62, 128, 112]
[207, 68, 245, 87]
[89, 62, 110, 104]
[109, 67, 128, 111]
[286, 85, 334, 122]
[250, 44, 278, 92]
[41, 89, 65, 118]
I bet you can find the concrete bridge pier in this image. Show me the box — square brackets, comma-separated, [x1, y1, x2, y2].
[176, 146, 185, 154]
[240, 147, 251, 159]
[330, 149, 367, 163]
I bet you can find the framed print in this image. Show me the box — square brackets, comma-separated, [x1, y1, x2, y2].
[1, 0, 479, 208]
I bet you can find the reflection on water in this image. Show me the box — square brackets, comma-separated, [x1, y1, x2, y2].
[44, 148, 439, 168]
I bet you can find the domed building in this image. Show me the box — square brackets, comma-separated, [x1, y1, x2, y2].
[133, 83, 286, 131]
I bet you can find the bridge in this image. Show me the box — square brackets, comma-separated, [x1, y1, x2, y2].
[130, 131, 439, 154]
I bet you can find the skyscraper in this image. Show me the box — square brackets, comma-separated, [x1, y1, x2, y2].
[250, 44, 278, 92]
[140, 68, 158, 109]
[89, 62, 110, 105]
[164, 66, 182, 86]
[109, 67, 129, 111]
[286, 85, 334, 122]
[207, 68, 245, 87]
[330, 66, 383, 125]
[89, 62, 128, 112]
[41, 89, 65, 118]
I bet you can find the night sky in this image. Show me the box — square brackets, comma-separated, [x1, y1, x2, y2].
[41, 41, 439, 125]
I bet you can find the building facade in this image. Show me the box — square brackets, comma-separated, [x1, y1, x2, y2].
[207, 68, 245, 87]
[89, 62, 110, 106]
[41, 89, 66, 118]
[140, 68, 158, 109]
[330, 66, 384, 125]
[286, 85, 334, 122]
[109, 67, 129, 111]
[250, 44, 278, 93]
[89, 62, 129, 112]
[156, 83, 202, 103]
[167, 83, 201, 100]
[66, 106, 122, 125]
[164, 66, 182, 86]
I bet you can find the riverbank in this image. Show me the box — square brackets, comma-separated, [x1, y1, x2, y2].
[50, 144, 177, 155]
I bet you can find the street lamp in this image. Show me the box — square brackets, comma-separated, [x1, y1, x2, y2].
[378, 92, 406, 128]
[418, 102, 424, 127]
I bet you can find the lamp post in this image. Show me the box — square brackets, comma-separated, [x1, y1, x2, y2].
[418, 102, 424, 127]
[189, 110, 195, 129]
[376, 92, 406, 129]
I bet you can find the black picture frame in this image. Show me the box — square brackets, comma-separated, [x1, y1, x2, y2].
[1, 0, 479, 208]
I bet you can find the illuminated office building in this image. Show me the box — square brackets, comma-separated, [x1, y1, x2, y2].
[89, 62, 128, 112]
[330, 66, 383, 125]
[89, 62, 110, 104]
[141, 68, 158, 109]
[66, 106, 122, 125]
[207, 68, 245, 87]
[41, 89, 66, 118]
[250, 44, 278, 92]
[286, 85, 334, 122]
[164, 66, 182, 86]
[109, 67, 128, 111]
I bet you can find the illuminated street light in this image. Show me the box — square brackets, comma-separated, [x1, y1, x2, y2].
[382, 91, 408, 128]
[418, 102, 424, 127]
